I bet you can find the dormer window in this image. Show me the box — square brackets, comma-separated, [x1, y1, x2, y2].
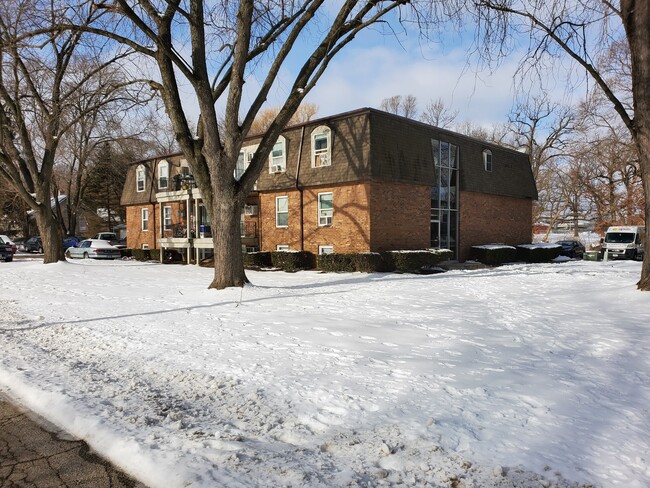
[235, 145, 257, 180]
[158, 160, 169, 189]
[269, 136, 286, 173]
[312, 126, 331, 167]
[483, 149, 493, 172]
[136, 165, 146, 192]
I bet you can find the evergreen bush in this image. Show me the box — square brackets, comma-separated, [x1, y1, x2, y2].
[470, 245, 517, 265]
[516, 244, 562, 263]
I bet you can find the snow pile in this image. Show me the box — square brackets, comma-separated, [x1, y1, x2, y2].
[1, 258, 648, 487]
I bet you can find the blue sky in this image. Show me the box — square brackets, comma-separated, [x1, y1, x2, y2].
[234, 12, 576, 131]
[170, 7, 584, 132]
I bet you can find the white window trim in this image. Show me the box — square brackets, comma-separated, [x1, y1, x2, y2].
[158, 160, 169, 189]
[483, 149, 493, 172]
[136, 165, 146, 193]
[269, 136, 287, 173]
[141, 208, 149, 231]
[276, 244, 289, 251]
[276, 196, 288, 228]
[163, 206, 172, 230]
[318, 192, 333, 226]
[319, 245, 334, 255]
[311, 126, 331, 168]
[236, 144, 259, 180]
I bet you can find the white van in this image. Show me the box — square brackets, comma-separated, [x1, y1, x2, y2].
[602, 226, 646, 261]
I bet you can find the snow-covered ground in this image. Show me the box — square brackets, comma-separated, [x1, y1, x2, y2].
[0, 258, 648, 487]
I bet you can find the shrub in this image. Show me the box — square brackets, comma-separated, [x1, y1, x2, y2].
[120, 248, 133, 259]
[317, 253, 386, 272]
[131, 248, 150, 261]
[516, 244, 562, 263]
[149, 249, 161, 261]
[470, 245, 517, 265]
[243, 251, 272, 269]
[384, 249, 453, 272]
[271, 251, 315, 271]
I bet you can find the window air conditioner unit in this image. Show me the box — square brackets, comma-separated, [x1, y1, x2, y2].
[244, 205, 258, 216]
[272, 164, 284, 173]
[318, 154, 329, 166]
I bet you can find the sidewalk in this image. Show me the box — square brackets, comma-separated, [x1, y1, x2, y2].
[0, 396, 146, 487]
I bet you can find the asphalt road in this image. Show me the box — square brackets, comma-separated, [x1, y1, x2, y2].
[0, 396, 146, 488]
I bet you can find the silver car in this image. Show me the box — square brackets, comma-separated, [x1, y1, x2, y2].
[66, 239, 122, 260]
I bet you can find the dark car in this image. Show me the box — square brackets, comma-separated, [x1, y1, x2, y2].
[556, 240, 585, 259]
[63, 235, 84, 250]
[23, 236, 43, 253]
[0, 236, 13, 262]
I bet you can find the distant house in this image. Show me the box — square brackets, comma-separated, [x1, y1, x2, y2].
[120, 108, 537, 262]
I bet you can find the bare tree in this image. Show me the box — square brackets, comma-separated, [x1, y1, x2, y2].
[82, 1, 443, 289]
[474, 0, 650, 289]
[249, 102, 319, 135]
[379, 94, 419, 118]
[420, 97, 459, 128]
[53, 65, 154, 237]
[0, 0, 147, 262]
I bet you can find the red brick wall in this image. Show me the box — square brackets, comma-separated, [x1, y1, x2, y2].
[260, 183, 372, 254]
[369, 182, 430, 251]
[459, 191, 533, 261]
[259, 190, 303, 250]
[125, 204, 156, 249]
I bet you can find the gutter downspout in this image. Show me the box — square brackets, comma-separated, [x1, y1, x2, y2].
[295, 127, 305, 250]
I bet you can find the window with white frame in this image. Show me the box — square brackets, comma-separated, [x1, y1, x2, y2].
[136, 165, 146, 192]
[269, 136, 286, 173]
[163, 206, 172, 230]
[311, 126, 331, 167]
[276, 244, 289, 251]
[276, 196, 288, 227]
[235, 145, 258, 180]
[158, 160, 169, 189]
[483, 149, 493, 172]
[141, 208, 149, 231]
[142, 244, 149, 250]
[319, 245, 333, 255]
[318, 192, 333, 226]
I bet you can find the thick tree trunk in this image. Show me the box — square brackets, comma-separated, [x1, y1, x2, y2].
[622, 0, 650, 290]
[635, 132, 650, 291]
[35, 209, 64, 264]
[208, 190, 248, 290]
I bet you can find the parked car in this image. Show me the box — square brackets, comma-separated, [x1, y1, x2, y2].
[23, 236, 43, 253]
[556, 240, 585, 259]
[66, 239, 122, 260]
[0, 236, 13, 262]
[0, 235, 17, 254]
[92, 232, 126, 249]
[63, 235, 85, 250]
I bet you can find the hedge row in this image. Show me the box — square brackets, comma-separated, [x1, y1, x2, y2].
[125, 248, 161, 261]
[244, 249, 453, 273]
[470, 246, 517, 265]
[470, 244, 562, 265]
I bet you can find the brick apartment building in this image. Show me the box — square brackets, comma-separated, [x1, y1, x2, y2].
[120, 108, 537, 262]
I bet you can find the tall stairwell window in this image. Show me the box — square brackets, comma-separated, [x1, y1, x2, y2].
[431, 139, 458, 258]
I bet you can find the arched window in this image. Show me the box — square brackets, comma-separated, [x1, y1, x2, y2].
[158, 160, 169, 189]
[269, 136, 287, 173]
[483, 149, 493, 172]
[136, 165, 146, 192]
[311, 126, 331, 167]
